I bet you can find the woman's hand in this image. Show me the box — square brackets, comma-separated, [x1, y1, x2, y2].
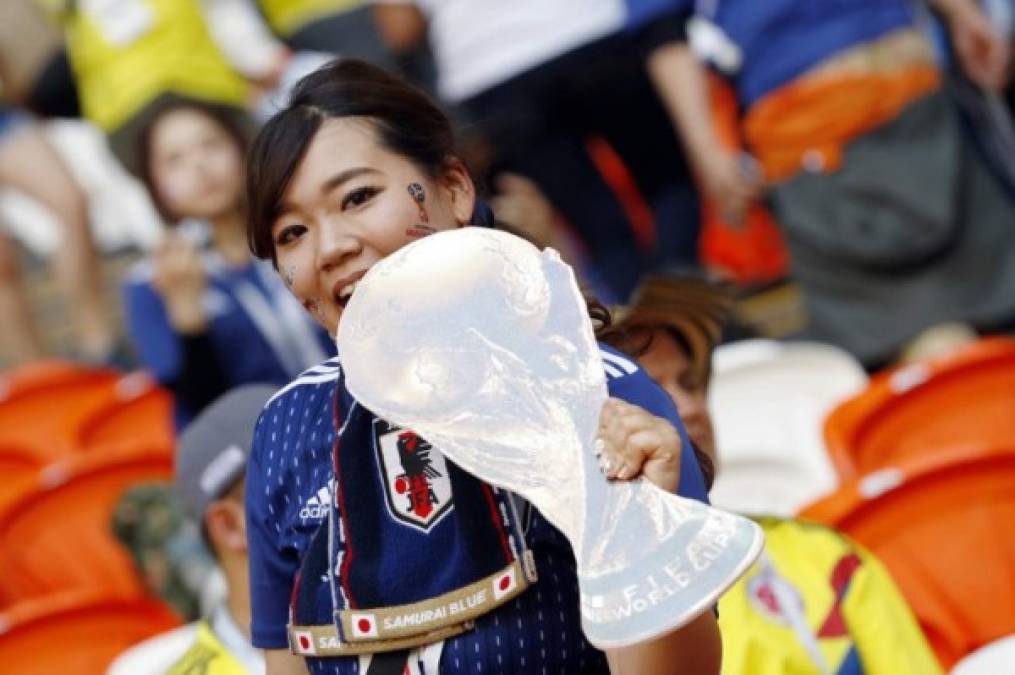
[152, 233, 208, 334]
[596, 397, 682, 493]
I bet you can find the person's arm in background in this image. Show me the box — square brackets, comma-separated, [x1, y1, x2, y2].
[635, 6, 761, 226]
[199, 0, 291, 88]
[125, 237, 229, 415]
[931, 0, 1011, 91]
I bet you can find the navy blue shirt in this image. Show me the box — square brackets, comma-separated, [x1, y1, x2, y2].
[123, 250, 334, 427]
[246, 344, 709, 673]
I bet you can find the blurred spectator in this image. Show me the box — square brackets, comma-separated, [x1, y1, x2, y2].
[41, 0, 254, 175]
[108, 385, 275, 674]
[0, 0, 80, 117]
[606, 275, 942, 675]
[111, 482, 210, 623]
[166, 385, 275, 673]
[123, 100, 333, 428]
[0, 109, 116, 364]
[250, 0, 397, 69]
[637, 0, 1015, 366]
[373, 0, 702, 301]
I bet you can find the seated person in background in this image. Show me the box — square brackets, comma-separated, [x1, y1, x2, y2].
[123, 100, 333, 428]
[168, 384, 278, 674]
[0, 108, 116, 366]
[637, 0, 1015, 368]
[605, 275, 943, 675]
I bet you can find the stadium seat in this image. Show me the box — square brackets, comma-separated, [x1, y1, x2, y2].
[708, 339, 868, 515]
[800, 446, 1015, 668]
[0, 448, 172, 605]
[76, 371, 173, 455]
[824, 337, 1015, 479]
[0, 591, 179, 674]
[951, 636, 1015, 675]
[0, 362, 120, 458]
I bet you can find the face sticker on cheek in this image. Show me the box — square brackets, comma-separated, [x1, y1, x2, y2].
[405, 182, 437, 238]
[283, 265, 296, 288]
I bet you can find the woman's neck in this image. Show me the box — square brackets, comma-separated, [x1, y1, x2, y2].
[210, 210, 250, 266]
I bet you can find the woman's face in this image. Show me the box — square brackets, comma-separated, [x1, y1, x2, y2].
[271, 117, 475, 336]
[149, 108, 245, 221]
[638, 329, 717, 464]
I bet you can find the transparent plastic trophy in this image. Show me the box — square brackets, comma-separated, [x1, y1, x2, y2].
[337, 227, 764, 648]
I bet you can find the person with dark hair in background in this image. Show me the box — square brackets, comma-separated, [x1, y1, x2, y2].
[244, 59, 719, 674]
[606, 275, 942, 675]
[123, 100, 333, 428]
[372, 0, 702, 302]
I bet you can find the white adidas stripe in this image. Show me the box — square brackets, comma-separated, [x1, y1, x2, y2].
[301, 358, 342, 376]
[602, 362, 624, 379]
[600, 349, 638, 375]
[268, 370, 342, 404]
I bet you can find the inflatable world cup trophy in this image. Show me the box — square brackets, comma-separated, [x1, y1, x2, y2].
[337, 228, 763, 647]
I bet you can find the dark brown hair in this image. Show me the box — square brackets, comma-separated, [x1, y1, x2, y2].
[137, 98, 252, 223]
[246, 59, 455, 263]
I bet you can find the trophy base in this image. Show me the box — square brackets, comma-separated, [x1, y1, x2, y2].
[577, 513, 764, 649]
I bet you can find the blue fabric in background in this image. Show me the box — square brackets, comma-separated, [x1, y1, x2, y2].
[710, 0, 916, 105]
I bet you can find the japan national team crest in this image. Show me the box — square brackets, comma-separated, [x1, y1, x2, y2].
[374, 420, 454, 531]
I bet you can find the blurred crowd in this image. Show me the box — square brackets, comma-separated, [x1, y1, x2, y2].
[0, 0, 1014, 673]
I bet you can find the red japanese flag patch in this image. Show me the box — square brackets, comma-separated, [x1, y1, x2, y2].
[492, 566, 518, 601]
[293, 630, 316, 655]
[350, 612, 379, 639]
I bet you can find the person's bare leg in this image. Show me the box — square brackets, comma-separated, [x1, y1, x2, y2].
[0, 125, 113, 359]
[0, 233, 44, 365]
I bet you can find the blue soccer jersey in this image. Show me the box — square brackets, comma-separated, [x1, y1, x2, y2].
[246, 344, 709, 674]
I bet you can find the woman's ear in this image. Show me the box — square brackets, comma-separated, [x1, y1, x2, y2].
[441, 156, 477, 226]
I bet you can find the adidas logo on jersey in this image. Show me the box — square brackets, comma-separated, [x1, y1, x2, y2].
[300, 485, 332, 520]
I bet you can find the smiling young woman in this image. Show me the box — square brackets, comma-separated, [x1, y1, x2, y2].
[244, 59, 719, 675]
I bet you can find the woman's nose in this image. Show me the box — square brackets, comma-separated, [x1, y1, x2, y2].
[317, 218, 360, 270]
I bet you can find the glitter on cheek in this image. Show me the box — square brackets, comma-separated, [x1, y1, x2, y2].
[283, 265, 296, 288]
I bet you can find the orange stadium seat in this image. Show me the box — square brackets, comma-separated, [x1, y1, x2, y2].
[800, 446, 1015, 668]
[0, 363, 175, 459]
[0, 448, 172, 605]
[0, 591, 179, 674]
[823, 337, 1015, 479]
[76, 372, 174, 454]
[0, 362, 121, 458]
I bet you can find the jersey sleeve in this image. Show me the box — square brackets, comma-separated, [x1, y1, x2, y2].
[245, 406, 300, 649]
[122, 276, 182, 383]
[601, 346, 710, 504]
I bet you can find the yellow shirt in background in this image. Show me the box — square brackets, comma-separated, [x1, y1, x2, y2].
[45, 0, 248, 132]
[258, 0, 363, 37]
[718, 517, 942, 675]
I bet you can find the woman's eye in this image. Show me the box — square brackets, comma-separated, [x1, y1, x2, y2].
[342, 186, 380, 210]
[275, 223, 307, 246]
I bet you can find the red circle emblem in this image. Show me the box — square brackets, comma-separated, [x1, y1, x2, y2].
[299, 635, 311, 650]
[498, 575, 511, 591]
[358, 618, 372, 633]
